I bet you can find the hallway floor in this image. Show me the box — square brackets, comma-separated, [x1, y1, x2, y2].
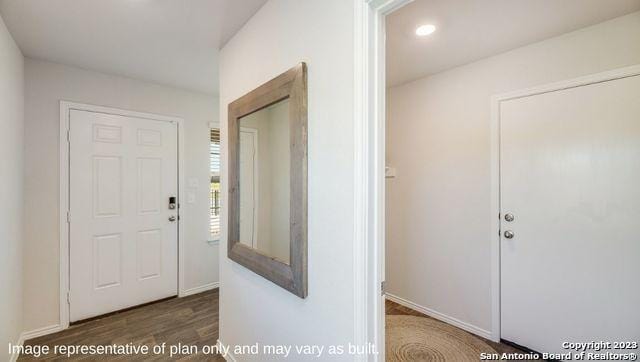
[19, 290, 223, 361]
[18, 289, 530, 361]
[385, 299, 535, 361]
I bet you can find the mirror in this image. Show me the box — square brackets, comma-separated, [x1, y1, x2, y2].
[238, 99, 291, 264]
[228, 63, 307, 298]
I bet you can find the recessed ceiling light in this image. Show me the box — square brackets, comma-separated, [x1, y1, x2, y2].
[415, 24, 436, 37]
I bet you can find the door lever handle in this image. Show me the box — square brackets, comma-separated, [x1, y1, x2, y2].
[168, 216, 177, 222]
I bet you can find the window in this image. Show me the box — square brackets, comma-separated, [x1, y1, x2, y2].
[210, 128, 221, 239]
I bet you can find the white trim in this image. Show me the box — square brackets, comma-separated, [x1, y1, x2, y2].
[182, 282, 220, 297]
[21, 324, 65, 341]
[59, 101, 186, 327]
[352, 1, 372, 358]
[239, 127, 259, 248]
[217, 340, 237, 362]
[9, 333, 25, 362]
[354, 0, 413, 361]
[493, 64, 640, 103]
[386, 294, 492, 340]
[59, 103, 70, 330]
[10, 324, 65, 360]
[177, 115, 187, 298]
[489, 90, 501, 342]
[489, 63, 640, 342]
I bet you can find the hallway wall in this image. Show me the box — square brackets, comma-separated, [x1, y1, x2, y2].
[219, 0, 358, 359]
[0, 12, 24, 362]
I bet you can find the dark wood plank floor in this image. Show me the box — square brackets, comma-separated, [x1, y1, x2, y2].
[19, 290, 223, 361]
[18, 288, 531, 361]
[386, 299, 536, 358]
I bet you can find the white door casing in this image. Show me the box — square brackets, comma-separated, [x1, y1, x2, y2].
[239, 128, 258, 248]
[69, 109, 179, 322]
[356, 1, 415, 360]
[499, 70, 640, 353]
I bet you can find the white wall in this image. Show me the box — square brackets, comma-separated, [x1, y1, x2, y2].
[23, 58, 220, 332]
[0, 13, 24, 362]
[386, 12, 640, 334]
[219, 0, 356, 359]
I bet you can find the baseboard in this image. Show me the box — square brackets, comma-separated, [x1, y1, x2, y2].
[217, 340, 237, 362]
[21, 324, 64, 341]
[385, 293, 492, 340]
[9, 324, 63, 362]
[9, 333, 26, 362]
[181, 282, 220, 297]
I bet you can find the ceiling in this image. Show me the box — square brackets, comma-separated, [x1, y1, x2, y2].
[386, 0, 640, 87]
[0, 0, 268, 94]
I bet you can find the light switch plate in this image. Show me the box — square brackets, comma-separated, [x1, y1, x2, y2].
[187, 192, 196, 204]
[188, 178, 199, 188]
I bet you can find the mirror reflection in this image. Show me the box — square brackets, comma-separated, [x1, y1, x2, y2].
[238, 98, 291, 264]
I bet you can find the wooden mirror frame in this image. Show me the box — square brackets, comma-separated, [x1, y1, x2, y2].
[227, 63, 308, 298]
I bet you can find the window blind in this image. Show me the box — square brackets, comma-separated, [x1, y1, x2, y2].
[210, 128, 221, 238]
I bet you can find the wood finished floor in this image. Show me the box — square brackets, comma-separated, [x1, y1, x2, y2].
[19, 288, 529, 361]
[385, 299, 535, 359]
[19, 289, 223, 361]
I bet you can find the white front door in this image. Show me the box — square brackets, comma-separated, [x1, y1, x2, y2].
[500, 73, 640, 354]
[69, 109, 178, 322]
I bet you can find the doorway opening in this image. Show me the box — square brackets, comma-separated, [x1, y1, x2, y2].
[363, 0, 640, 360]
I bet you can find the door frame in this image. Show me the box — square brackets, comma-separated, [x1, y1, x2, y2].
[490, 63, 640, 342]
[238, 127, 259, 248]
[353, 0, 413, 360]
[59, 101, 186, 329]
[356, 0, 640, 356]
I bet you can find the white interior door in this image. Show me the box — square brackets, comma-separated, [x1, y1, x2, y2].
[69, 109, 178, 322]
[239, 128, 258, 247]
[500, 73, 640, 354]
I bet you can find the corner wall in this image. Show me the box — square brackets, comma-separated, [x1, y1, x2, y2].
[219, 0, 357, 359]
[385, 12, 640, 334]
[22, 59, 220, 332]
[0, 12, 24, 362]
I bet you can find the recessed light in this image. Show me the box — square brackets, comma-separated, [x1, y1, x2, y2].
[415, 24, 436, 37]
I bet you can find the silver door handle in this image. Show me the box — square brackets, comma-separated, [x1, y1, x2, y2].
[168, 216, 176, 222]
[504, 230, 514, 239]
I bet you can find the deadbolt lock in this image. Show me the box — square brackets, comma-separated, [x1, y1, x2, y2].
[505, 213, 515, 222]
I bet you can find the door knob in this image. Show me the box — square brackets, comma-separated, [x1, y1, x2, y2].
[168, 216, 177, 222]
[504, 230, 514, 239]
[504, 213, 515, 222]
